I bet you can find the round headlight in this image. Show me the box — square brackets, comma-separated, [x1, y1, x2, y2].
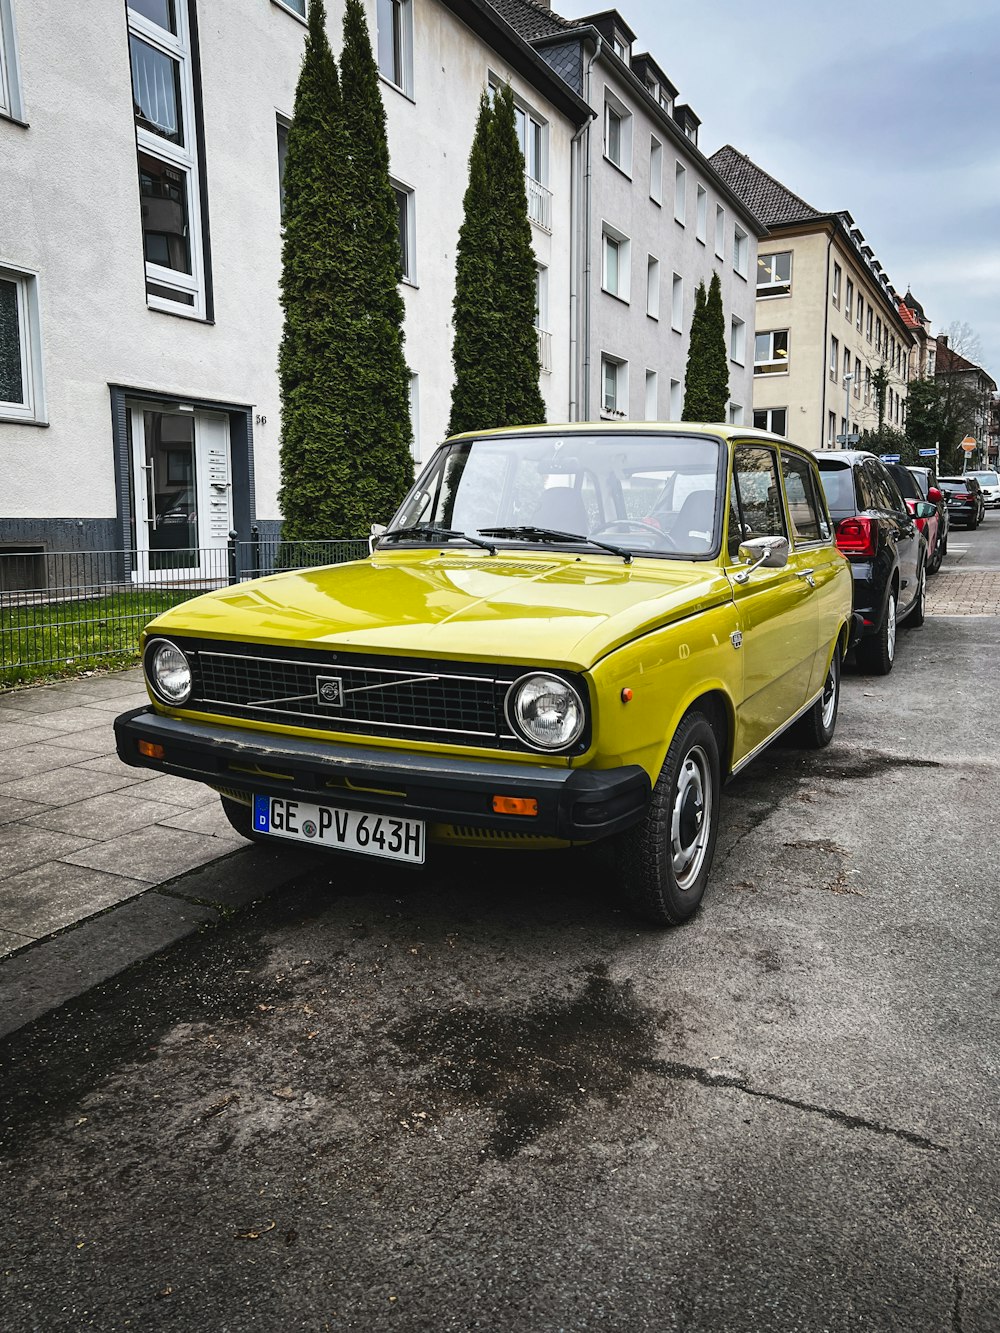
[145, 638, 192, 706]
[507, 673, 585, 751]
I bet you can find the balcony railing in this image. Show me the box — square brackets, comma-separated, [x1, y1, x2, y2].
[527, 176, 552, 232]
[536, 327, 552, 374]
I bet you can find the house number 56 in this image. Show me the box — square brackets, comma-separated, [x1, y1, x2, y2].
[255, 413, 267, 426]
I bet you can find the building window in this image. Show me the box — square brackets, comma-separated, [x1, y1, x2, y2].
[128, 1, 207, 316]
[0, 0, 25, 121]
[604, 92, 632, 173]
[865, 366, 871, 403]
[733, 226, 748, 278]
[757, 251, 791, 297]
[753, 408, 787, 435]
[730, 316, 745, 365]
[644, 369, 658, 420]
[649, 136, 662, 204]
[728, 402, 743, 425]
[856, 293, 864, 333]
[535, 264, 551, 373]
[408, 372, 420, 460]
[845, 278, 853, 322]
[875, 316, 883, 350]
[714, 204, 725, 259]
[832, 262, 842, 307]
[601, 354, 627, 416]
[754, 329, 789, 375]
[377, 0, 412, 95]
[696, 185, 707, 243]
[674, 162, 686, 224]
[276, 117, 290, 222]
[830, 335, 839, 381]
[646, 255, 659, 319]
[602, 225, 630, 302]
[515, 100, 550, 229]
[0, 266, 44, 422]
[866, 307, 873, 341]
[669, 378, 682, 419]
[274, 0, 306, 15]
[671, 272, 683, 332]
[854, 357, 861, 396]
[827, 412, 837, 447]
[392, 181, 415, 282]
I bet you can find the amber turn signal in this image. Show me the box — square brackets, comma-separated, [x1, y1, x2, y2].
[492, 795, 538, 816]
[621, 687, 633, 702]
[138, 740, 165, 759]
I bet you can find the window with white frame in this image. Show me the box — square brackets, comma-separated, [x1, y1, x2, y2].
[671, 272, 683, 332]
[408, 372, 420, 460]
[696, 185, 707, 243]
[730, 316, 745, 365]
[601, 354, 627, 416]
[645, 369, 658, 420]
[603, 91, 632, 173]
[392, 180, 415, 282]
[845, 277, 853, 322]
[854, 356, 861, 396]
[649, 136, 662, 204]
[274, 0, 306, 16]
[0, 0, 25, 121]
[875, 315, 882, 349]
[377, 0, 413, 95]
[714, 204, 725, 259]
[865, 365, 871, 402]
[276, 117, 290, 223]
[728, 402, 743, 425]
[754, 329, 789, 374]
[674, 162, 686, 224]
[753, 407, 787, 435]
[128, 1, 207, 316]
[733, 225, 748, 278]
[602, 225, 630, 302]
[669, 378, 682, 419]
[856, 293, 864, 333]
[830, 335, 839, 380]
[832, 261, 842, 308]
[0, 266, 44, 423]
[646, 256, 659, 319]
[757, 250, 791, 297]
[866, 307, 873, 341]
[513, 96, 550, 229]
[535, 264, 551, 373]
[827, 411, 837, 447]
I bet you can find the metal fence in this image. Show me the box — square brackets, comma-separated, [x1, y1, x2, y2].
[0, 530, 369, 684]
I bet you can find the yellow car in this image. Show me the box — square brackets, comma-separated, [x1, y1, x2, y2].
[116, 424, 854, 926]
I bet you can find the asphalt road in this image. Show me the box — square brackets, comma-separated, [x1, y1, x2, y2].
[2, 520, 999, 1332]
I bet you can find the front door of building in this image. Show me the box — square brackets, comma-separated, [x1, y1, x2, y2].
[131, 405, 232, 583]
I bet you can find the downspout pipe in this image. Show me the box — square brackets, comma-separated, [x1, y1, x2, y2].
[819, 231, 833, 448]
[575, 35, 602, 423]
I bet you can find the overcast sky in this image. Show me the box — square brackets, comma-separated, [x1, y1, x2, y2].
[556, 0, 1000, 377]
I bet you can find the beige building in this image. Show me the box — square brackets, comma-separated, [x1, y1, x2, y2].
[710, 147, 915, 451]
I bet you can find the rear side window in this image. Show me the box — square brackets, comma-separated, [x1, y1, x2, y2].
[817, 462, 858, 518]
[886, 464, 920, 501]
[865, 461, 902, 513]
[781, 452, 826, 543]
[908, 469, 929, 498]
[729, 445, 786, 556]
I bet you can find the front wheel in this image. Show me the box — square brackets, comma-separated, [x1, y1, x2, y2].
[903, 559, 926, 626]
[615, 711, 721, 927]
[857, 588, 896, 675]
[794, 648, 840, 748]
[220, 794, 269, 843]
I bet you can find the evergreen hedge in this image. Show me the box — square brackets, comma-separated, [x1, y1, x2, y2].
[682, 273, 729, 421]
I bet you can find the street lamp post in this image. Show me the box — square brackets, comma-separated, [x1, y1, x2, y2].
[843, 373, 853, 439]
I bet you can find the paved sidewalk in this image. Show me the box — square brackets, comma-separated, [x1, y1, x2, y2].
[0, 667, 245, 958]
[925, 568, 1000, 615]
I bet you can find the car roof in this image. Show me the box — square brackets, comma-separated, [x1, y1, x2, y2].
[815, 449, 882, 465]
[448, 421, 793, 449]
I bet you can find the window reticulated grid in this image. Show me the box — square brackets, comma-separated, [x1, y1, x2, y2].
[193, 648, 508, 745]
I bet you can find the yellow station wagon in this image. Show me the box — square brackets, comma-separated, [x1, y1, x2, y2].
[116, 424, 855, 926]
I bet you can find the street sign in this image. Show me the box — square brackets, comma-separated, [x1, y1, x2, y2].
[835, 433, 860, 444]
[880, 454, 901, 463]
[918, 448, 937, 457]
[961, 436, 977, 452]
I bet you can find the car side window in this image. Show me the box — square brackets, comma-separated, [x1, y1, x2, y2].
[781, 453, 825, 543]
[731, 446, 786, 553]
[865, 462, 900, 514]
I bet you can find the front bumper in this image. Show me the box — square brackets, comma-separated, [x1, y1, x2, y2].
[114, 707, 651, 843]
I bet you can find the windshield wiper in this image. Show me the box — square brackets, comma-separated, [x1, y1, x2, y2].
[379, 524, 496, 554]
[479, 526, 632, 564]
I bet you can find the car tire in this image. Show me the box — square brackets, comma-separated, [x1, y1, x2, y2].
[857, 588, 896, 675]
[928, 534, 943, 574]
[220, 794, 269, 843]
[794, 647, 841, 748]
[615, 710, 721, 927]
[903, 559, 926, 626]
[969, 515, 979, 530]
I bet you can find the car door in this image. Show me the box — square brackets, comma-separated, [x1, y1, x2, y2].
[867, 460, 920, 615]
[779, 447, 845, 696]
[727, 443, 817, 760]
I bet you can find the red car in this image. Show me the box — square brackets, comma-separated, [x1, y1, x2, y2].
[886, 463, 943, 574]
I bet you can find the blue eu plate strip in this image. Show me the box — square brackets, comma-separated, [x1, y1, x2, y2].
[253, 795, 271, 832]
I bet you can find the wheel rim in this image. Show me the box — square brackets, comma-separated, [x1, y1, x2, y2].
[670, 745, 712, 891]
[821, 659, 838, 730]
[886, 596, 897, 661]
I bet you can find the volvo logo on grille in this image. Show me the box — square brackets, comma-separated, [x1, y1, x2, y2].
[317, 676, 344, 706]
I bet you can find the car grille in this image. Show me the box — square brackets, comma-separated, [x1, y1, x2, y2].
[171, 639, 583, 752]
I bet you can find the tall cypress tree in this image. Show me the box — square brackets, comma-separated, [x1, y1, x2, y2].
[448, 83, 545, 436]
[682, 274, 729, 420]
[681, 281, 709, 421]
[277, 0, 352, 543]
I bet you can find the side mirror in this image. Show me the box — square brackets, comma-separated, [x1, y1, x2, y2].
[369, 522, 387, 554]
[734, 535, 789, 583]
[915, 501, 937, 520]
[927, 486, 943, 504]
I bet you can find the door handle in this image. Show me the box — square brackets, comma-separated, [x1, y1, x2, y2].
[796, 568, 816, 587]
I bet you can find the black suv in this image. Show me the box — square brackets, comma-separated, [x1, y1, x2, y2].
[816, 451, 928, 675]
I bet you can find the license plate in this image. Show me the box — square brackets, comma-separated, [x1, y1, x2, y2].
[252, 794, 425, 864]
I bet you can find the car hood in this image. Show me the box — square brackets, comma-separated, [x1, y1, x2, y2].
[148, 550, 735, 670]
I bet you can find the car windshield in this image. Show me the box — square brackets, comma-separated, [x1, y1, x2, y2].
[968, 473, 999, 486]
[386, 432, 725, 559]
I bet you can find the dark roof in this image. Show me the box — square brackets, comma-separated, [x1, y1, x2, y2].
[903, 289, 927, 321]
[709, 145, 822, 227]
[486, 0, 571, 40]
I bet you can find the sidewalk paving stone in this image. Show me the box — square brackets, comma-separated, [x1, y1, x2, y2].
[0, 764, 146, 806]
[1, 825, 97, 879]
[24, 789, 192, 838]
[0, 799, 52, 826]
[30, 722, 138, 751]
[24, 705, 138, 734]
[0, 720, 63, 750]
[0, 862, 150, 941]
[0, 742, 107, 782]
[61, 824, 243, 882]
[158, 803, 247, 837]
[123, 772, 219, 809]
[74, 753, 158, 780]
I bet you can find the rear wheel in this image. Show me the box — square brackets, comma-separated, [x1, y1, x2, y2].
[615, 710, 721, 927]
[857, 588, 896, 675]
[794, 648, 840, 748]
